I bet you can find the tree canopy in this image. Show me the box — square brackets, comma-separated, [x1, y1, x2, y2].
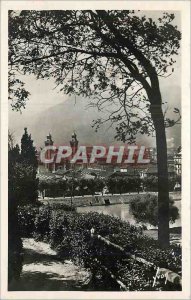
[8, 10, 182, 247]
[21, 127, 38, 168]
[9, 10, 181, 142]
[8, 129, 38, 205]
[130, 194, 179, 227]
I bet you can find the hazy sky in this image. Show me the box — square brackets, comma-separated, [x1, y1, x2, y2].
[9, 10, 181, 148]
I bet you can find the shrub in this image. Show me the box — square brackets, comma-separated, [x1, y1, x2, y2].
[18, 205, 181, 291]
[143, 176, 177, 192]
[143, 176, 158, 192]
[18, 204, 39, 237]
[18, 202, 75, 238]
[106, 176, 142, 194]
[129, 193, 179, 226]
[46, 202, 76, 211]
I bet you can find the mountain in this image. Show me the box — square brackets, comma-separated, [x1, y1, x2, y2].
[31, 96, 116, 147]
[9, 85, 181, 148]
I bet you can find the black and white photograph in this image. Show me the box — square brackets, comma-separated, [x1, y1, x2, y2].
[0, 1, 190, 299]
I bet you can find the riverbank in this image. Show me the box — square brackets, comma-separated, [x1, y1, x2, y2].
[40, 193, 181, 245]
[76, 199, 181, 246]
[40, 191, 181, 207]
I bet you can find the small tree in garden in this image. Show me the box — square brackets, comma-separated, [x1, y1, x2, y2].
[66, 178, 78, 197]
[87, 179, 96, 195]
[21, 128, 38, 167]
[8, 129, 39, 285]
[78, 178, 87, 196]
[19, 128, 38, 204]
[38, 180, 47, 199]
[106, 176, 141, 194]
[94, 178, 105, 194]
[131, 176, 142, 193]
[143, 176, 176, 192]
[9, 129, 39, 205]
[130, 194, 179, 227]
[106, 178, 117, 195]
[143, 175, 158, 192]
[59, 179, 67, 197]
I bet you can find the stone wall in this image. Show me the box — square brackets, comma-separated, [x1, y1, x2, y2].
[42, 193, 147, 207]
[41, 191, 181, 207]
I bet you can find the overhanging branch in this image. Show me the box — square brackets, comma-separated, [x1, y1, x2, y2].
[9, 47, 119, 66]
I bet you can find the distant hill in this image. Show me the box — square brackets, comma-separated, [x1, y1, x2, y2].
[9, 85, 181, 148]
[30, 96, 117, 147]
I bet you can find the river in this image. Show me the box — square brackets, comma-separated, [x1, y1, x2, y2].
[77, 200, 181, 230]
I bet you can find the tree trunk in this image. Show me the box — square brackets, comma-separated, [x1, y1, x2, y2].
[8, 196, 23, 285]
[150, 103, 170, 248]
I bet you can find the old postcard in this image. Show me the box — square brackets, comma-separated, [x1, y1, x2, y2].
[0, 1, 190, 299]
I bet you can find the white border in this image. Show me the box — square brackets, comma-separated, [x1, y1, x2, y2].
[1, 1, 190, 299]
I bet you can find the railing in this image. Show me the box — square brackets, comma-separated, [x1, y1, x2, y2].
[90, 228, 182, 290]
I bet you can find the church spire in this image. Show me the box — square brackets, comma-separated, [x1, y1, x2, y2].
[70, 131, 78, 156]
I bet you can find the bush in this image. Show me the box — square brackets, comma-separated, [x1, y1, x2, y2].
[106, 176, 141, 194]
[129, 193, 179, 227]
[18, 202, 75, 237]
[18, 205, 181, 291]
[18, 205, 39, 237]
[45, 202, 76, 211]
[143, 176, 177, 192]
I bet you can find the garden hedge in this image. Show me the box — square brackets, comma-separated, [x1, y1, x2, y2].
[18, 204, 181, 291]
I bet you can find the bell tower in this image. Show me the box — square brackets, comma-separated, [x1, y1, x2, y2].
[70, 132, 78, 169]
[70, 132, 78, 155]
[44, 133, 55, 172]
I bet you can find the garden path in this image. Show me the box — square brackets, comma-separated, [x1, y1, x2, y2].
[9, 238, 91, 291]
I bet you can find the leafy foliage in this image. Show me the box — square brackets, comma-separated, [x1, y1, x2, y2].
[106, 176, 141, 194]
[9, 9, 182, 247]
[18, 204, 181, 290]
[129, 193, 179, 226]
[9, 75, 30, 111]
[18, 204, 40, 237]
[9, 129, 39, 204]
[21, 128, 38, 167]
[8, 10, 181, 142]
[143, 175, 158, 192]
[8, 129, 38, 285]
[38, 174, 142, 197]
[143, 175, 177, 192]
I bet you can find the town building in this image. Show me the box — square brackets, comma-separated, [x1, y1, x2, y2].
[37, 133, 181, 183]
[174, 146, 181, 176]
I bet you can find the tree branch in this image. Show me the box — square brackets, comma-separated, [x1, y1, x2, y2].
[96, 10, 161, 98]
[9, 47, 119, 66]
